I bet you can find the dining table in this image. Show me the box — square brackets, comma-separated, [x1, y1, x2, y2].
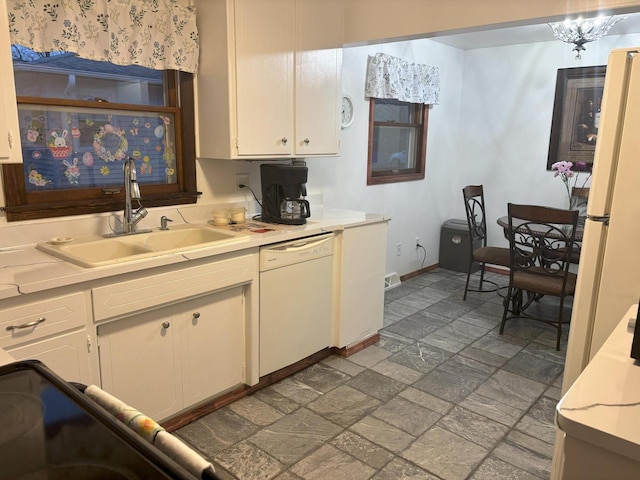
[496, 215, 584, 243]
[497, 211, 583, 270]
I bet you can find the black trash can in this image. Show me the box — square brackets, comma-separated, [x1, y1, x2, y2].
[439, 219, 479, 273]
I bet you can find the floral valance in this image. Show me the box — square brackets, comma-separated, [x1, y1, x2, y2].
[365, 53, 440, 105]
[7, 0, 200, 74]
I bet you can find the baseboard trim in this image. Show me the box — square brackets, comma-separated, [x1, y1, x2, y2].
[162, 334, 380, 432]
[400, 263, 440, 281]
[334, 333, 381, 357]
[400, 263, 509, 282]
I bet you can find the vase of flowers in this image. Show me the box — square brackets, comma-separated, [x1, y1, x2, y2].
[551, 160, 592, 227]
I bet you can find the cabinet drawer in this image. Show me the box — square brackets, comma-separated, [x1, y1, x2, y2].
[92, 252, 256, 322]
[0, 292, 87, 349]
[8, 329, 92, 384]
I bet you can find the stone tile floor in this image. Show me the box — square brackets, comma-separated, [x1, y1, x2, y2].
[175, 269, 569, 479]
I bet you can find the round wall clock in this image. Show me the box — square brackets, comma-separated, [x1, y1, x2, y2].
[341, 94, 354, 129]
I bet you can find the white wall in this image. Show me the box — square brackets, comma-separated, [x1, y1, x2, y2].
[457, 33, 640, 255]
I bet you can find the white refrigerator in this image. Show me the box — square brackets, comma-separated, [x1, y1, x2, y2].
[562, 46, 640, 392]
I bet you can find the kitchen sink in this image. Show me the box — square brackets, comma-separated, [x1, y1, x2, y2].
[36, 225, 249, 268]
[143, 227, 237, 251]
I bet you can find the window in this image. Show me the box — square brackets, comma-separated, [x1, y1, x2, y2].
[367, 98, 428, 185]
[2, 48, 197, 222]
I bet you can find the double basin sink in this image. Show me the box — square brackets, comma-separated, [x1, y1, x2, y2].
[36, 224, 249, 268]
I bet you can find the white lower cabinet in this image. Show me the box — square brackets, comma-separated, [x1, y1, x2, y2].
[8, 329, 93, 384]
[98, 286, 245, 421]
[0, 288, 95, 384]
[180, 288, 245, 407]
[98, 307, 182, 421]
[334, 221, 389, 348]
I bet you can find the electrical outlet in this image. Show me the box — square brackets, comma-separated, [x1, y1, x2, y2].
[415, 237, 420, 248]
[396, 242, 402, 256]
[235, 173, 249, 192]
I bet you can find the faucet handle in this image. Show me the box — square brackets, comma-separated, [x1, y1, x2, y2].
[160, 216, 173, 230]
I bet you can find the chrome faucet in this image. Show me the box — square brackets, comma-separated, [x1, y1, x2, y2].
[121, 157, 149, 235]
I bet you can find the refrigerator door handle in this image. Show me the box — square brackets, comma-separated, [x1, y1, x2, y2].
[586, 214, 610, 225]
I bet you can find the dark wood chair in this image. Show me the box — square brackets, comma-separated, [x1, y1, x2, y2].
[462, 185, 510, 301]
[500, 203, 579, 350]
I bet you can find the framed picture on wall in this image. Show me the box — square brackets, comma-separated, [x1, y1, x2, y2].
[547, 65, 607, 171]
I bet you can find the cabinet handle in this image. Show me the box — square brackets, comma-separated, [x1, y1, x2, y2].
[6, 317, 46, 331]
[281, 137, 288, 145]
[162, 322, 170, 329]
[304, 138, 310, 145]
[192, 312, 201, 319]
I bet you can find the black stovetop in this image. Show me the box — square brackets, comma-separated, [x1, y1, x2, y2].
[0, 361, 196, 480]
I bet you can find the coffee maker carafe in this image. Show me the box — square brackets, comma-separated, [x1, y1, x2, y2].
[260, 163, 311, 225]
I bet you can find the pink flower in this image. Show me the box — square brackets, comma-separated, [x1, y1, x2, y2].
[551, 161, 591, 208]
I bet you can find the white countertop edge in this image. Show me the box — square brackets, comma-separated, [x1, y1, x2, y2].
[556, 304, 640, 461]
[0, 209, 388, 298]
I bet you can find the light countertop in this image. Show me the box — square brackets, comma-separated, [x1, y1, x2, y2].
[556, 304, 640, 461]
[0, 207, 389, 300]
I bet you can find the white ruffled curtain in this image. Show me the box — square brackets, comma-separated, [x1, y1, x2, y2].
[365, 53, 440, 105]
[7, 0, 199, 73]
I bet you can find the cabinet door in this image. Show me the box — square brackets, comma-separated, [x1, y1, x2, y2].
[295, 0, 343, 156]
[98, 309, 183, 421]
[9, 330, 93, 385]
[337, 222, 388, 347]
[234, 0, 295, 156]
[180, 287, 245, 407]
[0, 0, 21, 162]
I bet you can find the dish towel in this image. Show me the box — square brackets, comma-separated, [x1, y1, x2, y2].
[85, 385, 216, 479]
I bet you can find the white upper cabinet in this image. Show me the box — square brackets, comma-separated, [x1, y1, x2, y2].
[0, 0, 22, 163]
[295, 0, 343, 156]
[195, 0, 344, 160]
[234, 0, 295, 156]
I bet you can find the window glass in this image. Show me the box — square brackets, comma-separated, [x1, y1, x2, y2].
[3, 46, 196, 222]
[13, 48, 164, 105]
[371, 126, 418, 171]
[19, 104, 176, 191]
[372, 100, 416, 123]
[367, 98, 428, 185]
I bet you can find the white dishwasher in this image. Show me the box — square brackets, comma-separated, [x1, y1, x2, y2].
[259, 233, 334, 376]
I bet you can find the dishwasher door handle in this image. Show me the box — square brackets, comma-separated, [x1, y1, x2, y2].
[267, 236, 330, 253]
[287, 241, 310, 249]
[260, 234, 333, 271]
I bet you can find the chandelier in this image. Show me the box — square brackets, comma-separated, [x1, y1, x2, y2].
[548, 15, 624, 59]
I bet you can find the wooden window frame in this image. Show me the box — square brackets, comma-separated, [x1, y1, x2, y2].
[2, 70, 198, 222]
[366, 98, 428, 186]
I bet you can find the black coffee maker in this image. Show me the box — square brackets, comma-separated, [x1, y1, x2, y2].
[260, 163, 311, 225]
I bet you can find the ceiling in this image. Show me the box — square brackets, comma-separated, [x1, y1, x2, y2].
[428, 12, 640, 50]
